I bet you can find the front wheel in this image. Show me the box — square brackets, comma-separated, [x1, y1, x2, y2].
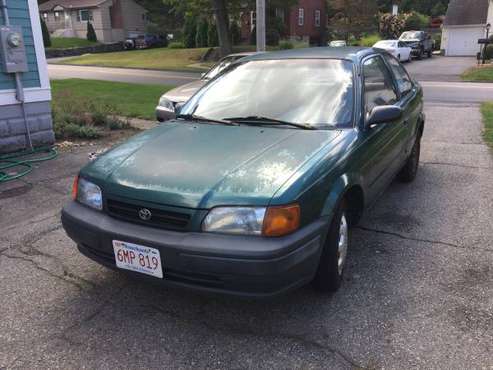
[398, 137, 421, 183]
[312, 200, 351, 292]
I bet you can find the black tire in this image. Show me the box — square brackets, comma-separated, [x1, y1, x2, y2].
[312, 200, 351, 292]
[417, 48, 424, 60]
[427, 50, 432, 58]
[399, 137, 421, 183]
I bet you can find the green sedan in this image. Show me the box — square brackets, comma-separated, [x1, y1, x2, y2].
[62, 47, 424, 297]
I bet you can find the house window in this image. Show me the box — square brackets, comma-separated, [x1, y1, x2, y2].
[77, 9, 93, 22]
[43, 12, 48, 19]
[251, 11, 256, 31]
[54, 11, 60, 21]
[315, 10, 321, 27]
[298, 8, 304, 26]
[275, 8, 285, 23]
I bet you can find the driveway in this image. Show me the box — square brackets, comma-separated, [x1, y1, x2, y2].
[1, 102, 492, 369]
[405, 56, 476, 82]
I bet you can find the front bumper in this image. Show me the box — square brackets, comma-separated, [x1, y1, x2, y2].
[61, 201, 328, 298]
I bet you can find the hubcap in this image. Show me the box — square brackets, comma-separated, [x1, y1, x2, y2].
[337, 213, 349, 276]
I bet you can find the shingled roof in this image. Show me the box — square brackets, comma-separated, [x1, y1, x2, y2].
[444, 0, 490, 26]
[39, 0, 108, 12]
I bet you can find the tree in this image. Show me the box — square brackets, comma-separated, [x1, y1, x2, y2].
[208, 21, 219, 47]
[183, 15, 197, 48]
[211, 0, 232, 56]
[87, 22, 97, 42]
[40, 17, 51, 48]
[196, 18, 209, 47]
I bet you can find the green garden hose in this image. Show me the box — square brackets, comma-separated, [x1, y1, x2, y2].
[0, 146, 58, 183]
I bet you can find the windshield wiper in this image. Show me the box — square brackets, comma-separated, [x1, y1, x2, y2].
[176, 114, 238, 126]
[224, 116, 316, 130]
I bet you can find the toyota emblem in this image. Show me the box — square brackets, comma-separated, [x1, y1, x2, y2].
[138, 208, 152, 221]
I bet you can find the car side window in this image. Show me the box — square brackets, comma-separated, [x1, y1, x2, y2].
[363, 56, 398, 114]
[384, 55, 413, 96]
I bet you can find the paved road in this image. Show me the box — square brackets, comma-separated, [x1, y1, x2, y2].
[48, 57, 492, 104]
[1, 102, 492, 368]
[48, 64, 200, 86]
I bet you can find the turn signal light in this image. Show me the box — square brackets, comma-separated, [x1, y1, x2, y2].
[71, 175, 79, 200]
[262, 204, 300, 237]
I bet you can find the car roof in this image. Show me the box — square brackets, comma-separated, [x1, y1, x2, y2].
[225, 52, 260, 58]
[240, 47, 384, 63]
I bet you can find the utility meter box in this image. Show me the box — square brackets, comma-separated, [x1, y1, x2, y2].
[0, 25, 28, 73]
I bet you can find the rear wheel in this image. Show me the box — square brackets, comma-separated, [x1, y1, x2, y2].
[312, 200, 350, 292]
[399, 137, 421, 183]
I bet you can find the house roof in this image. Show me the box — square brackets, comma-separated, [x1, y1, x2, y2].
[39, 0, 109, 11]
[444, 0, 490, 26]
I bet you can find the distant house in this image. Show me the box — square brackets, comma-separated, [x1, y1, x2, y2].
[39, 0, 148, 43]
[441, 0, 493, 56]
[240, 0, 327, 45]
[1, 0, 54, 153]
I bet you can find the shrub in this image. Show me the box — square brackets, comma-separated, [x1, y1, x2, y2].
[195, 18, 209, 48]
[266, 29, 280, 46]
[432, 33, 442, 50]
[359, 34, 381, 47]
[183, 15, 197, 48]
[208, 22, 219, 47]
[404, 12, 430, 31]
[484, 45, 493, 60]
[52, 90, 128, 140]
[86, 22, 97, 42]
[41, 18, 51, 47]
[279, 41, 294, 50]
[168, 41, 185, 49]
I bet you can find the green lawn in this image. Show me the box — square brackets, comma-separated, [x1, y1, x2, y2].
[57, 47, 211, 72]
[51, 79, 171, 120]
[49, 37, 99, 49]
[481, 102, 493, 148]
[461, 65, 493, 82]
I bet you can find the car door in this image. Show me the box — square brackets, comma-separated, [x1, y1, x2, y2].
[358, 55, 408, 203]
[383, 54, 422, 157]
[398, 41, 409, 60]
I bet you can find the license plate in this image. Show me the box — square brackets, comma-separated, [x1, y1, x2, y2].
[112, 240, 163, 278]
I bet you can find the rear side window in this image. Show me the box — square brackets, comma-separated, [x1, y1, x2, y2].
[363, 57, 397, 114]
[384, 55, 413, 96]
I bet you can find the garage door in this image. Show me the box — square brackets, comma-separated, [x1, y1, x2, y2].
[447, 27, 485, 56]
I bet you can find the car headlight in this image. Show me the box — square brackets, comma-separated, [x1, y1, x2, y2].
[202, 204, 300, 237]
[158, 96, 175, 112]
[72, 176, 103, 210]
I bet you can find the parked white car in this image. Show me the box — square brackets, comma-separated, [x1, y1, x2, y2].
[373, 40, 412, 62]
[329, 40, 347, 47]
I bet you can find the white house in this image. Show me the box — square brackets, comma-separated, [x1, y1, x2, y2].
[441, 0, 493, 56]
[1, 0, 54, 153]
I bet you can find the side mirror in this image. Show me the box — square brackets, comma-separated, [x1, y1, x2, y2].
[158, 105, 176, 121]
[366, 106, 403, 127]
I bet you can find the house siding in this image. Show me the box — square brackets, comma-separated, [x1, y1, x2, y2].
[120, 0, 147, 34]
[0, 0, 40, 90]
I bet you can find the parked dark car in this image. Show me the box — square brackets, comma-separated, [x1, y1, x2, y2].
[156, 52, 258, 121]
[62, 47, 424, 298]
[399, 31, 434, 59]
[124, 33, 165, 50]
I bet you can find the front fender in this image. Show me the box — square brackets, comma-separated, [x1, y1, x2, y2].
[320, 173, 363, 218]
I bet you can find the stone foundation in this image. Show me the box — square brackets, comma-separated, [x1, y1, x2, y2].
[0, 101, 55, 153]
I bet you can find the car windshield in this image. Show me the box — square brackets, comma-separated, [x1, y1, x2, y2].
[180, 59, 354, 129]
[375, 41, 396, 48]
[203, 56, 238, 80]
[400, 32, 422, 40]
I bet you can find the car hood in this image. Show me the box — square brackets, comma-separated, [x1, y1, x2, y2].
[400, 39, 420, 44]
[82, 122, 342, 209]
[162, 80, 206, 103]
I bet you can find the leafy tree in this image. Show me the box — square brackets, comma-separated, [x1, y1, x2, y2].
[207, 21, 219, 47]
[183, 15, 197, 48]
[196, 18, 209, 47]
[87, 22, 97, 42]
[230, 21, 241, 45]
[40, 17, 51, 48]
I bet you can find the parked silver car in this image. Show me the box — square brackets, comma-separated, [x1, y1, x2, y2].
[156, 52, 258, 121]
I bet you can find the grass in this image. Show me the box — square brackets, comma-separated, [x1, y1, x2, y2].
[57, 47, 211, 72]
[480, 102, 493, 148]
[51, 79, 171, 120]
[49, 37, 99, 49]
[461, 65, 493, 82]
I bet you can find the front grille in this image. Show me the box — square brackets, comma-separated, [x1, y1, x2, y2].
[106, 199, 191, 231]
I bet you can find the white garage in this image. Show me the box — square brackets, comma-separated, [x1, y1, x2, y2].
[442, 26, 486, 56]
[441, 0, 492, 57]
